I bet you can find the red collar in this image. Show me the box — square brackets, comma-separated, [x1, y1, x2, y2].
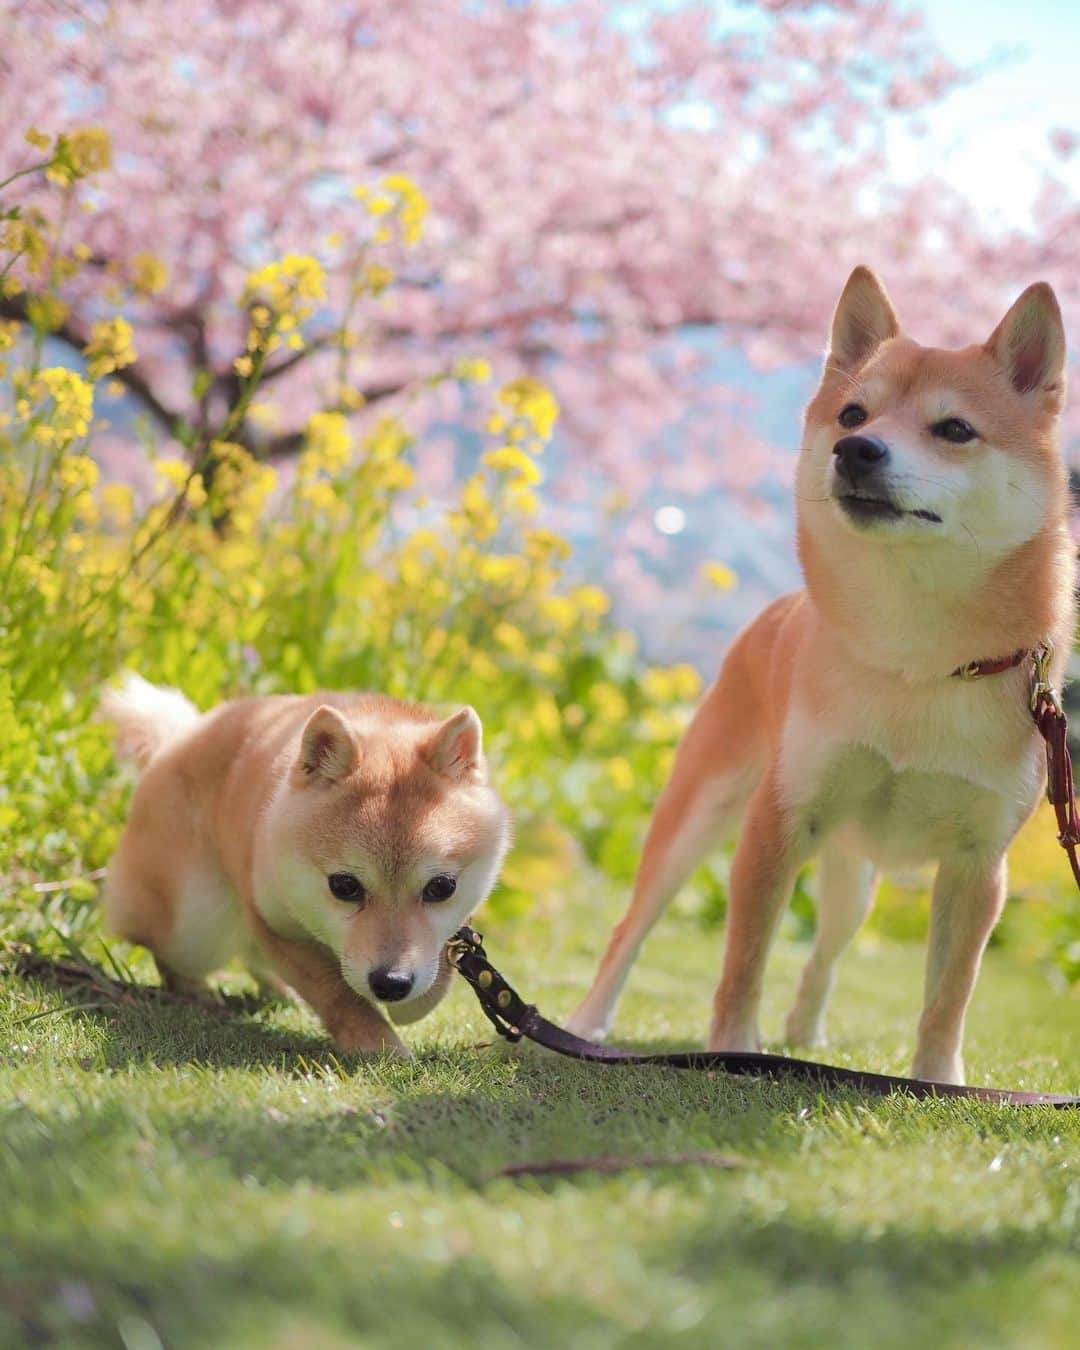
[951, 648, 1030, 681]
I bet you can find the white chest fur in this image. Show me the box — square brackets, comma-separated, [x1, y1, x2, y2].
[778, 667, 1043, 868]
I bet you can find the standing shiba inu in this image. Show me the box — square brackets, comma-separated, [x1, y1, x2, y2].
[103, 677, 510, 1055]
[569, 268, 1074, 1085]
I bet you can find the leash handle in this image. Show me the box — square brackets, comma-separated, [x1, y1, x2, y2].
[446, 927, 1079, 1107]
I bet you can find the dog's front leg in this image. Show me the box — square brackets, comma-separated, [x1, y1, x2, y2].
[255, 924, 409, 1058]
[912, 855, 1007, 1085]
[709, 769, 805, 1052]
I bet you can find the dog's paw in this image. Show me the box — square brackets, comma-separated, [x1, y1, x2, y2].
[783, 1011, 826, 1049]
[706, 1021, 762, 1055]
[911, 1050, 964, 1085]
[563, 1008, 613, 1042]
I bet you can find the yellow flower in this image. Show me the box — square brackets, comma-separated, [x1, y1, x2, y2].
[153, 457, 189, 491]
[233, 355, 253, 377]
[422, 628, 448, 660]
[83, 317, 136, 381]
[363, 263, 394, 295]
[523, 528, 572, 563]
[365, 417, 410, 462]
[356, 175, 428, 245]
[532, 696, 562, 738]
[571, 585, 610, 618]
[458, 475, 498, 539]
[34, 367, 93, 440]
[130, 252, 169, 295]
[494, 622, 528, 656]
[26, 293, 68, 333]
[541, 596, 577, 632]
[383, 175, 428, 245]
[300, 480, 339, 513]
[670, 663, 702, 701]
[56, 454, 99, 493]
[242, 254, 326, 326]
[701, 560, 738, 590]
[13, 554, 59, 603]
[206, 440, 276, 525]
[453, 357, 492, 384]
[476, 554, 529, 589]
[497, 377, 559, 441]
[591, 682, 629, 723]
[506, 484, 539, 516]
[483, 445, 542, 485]
[24, 127, 51, 152]
[301, 410, 353, 477]
[185, 473, 208, 511]
[72, 490, 99, 525]
[379, 461, 415, 491]
[470, 651, 500, 682]
[248, 400, 281, 428]
[0, 320, 20, 352]
[46, 127, 112, 185]
[101, 482, 134, 527]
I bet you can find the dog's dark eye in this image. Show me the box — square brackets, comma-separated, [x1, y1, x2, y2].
[422, 874, 457, 903]
[327, 872, 365, 902]
[932, 417, 977, 444]
[838, 404, 868, 429]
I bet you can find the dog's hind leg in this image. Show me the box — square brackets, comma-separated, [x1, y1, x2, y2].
[784, 843, 877, 1047]
[566, 676, 764, 1041]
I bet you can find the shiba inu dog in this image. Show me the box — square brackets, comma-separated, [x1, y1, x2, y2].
[103, 677, 510, 1056]
[568, 268, 1074, 1085]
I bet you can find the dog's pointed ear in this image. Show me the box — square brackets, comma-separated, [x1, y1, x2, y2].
[985, 282, 1066, 404]
[424, 707, 485, 784]
[827, 266, 900, 372]
[296, 705, 359, 783]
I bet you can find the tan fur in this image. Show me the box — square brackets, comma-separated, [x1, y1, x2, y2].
[103, 688, 510, 1056]
[569, 270, 1074, 1085]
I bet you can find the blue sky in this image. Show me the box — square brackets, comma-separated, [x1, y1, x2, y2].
[889, 0, 1080, 226]
[617, 0, 1080, 228]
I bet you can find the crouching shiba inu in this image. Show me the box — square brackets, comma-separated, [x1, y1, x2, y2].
[569, 268, 1075, 1085]
[102, 678, 510, 1056]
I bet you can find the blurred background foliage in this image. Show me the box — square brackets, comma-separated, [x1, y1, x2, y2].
[1, 136, 718, 950]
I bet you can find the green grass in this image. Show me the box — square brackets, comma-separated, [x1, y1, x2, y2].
[3, 895, 1080, 1350]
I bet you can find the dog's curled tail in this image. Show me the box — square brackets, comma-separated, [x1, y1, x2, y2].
[101, 671, 200, 773]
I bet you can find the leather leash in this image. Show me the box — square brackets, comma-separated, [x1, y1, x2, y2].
[954, 639, 1080, 890]
[446, 925, 1078, 1106]
[446, 639, 1080, 1108]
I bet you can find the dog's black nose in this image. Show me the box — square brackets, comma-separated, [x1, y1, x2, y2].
[833, 434, 889, 486]
[368, 968, 414, 1002]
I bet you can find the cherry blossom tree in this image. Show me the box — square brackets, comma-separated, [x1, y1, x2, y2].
[1, 0, 1077, 547]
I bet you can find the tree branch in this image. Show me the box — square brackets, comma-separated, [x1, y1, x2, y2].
[260, 379, 410, 461]
[0, 293, 186, 437]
